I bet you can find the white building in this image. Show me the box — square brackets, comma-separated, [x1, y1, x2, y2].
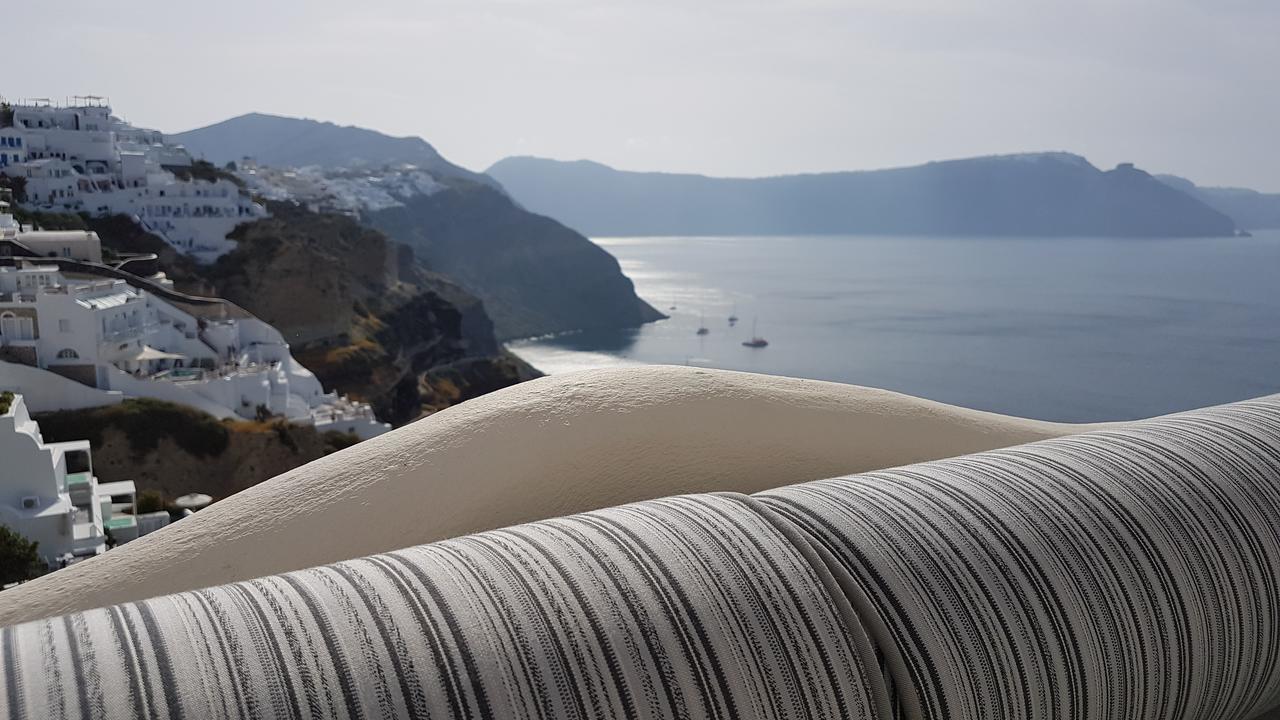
[0, 201, 17, 242]
[0, 128, 26, 168]
[237, 162, 445, 217]
[5, 229, 104, 263]
[8, 158, 79, 210]
[0, 392, 141, 569]
[0, 253, 389, 439]
[1, 98, 266, 263]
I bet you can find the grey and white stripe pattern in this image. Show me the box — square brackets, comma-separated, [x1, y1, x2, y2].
[759, 395, 1280, 720]
[0, 494, 886, 720]
[4, 396, 1280, 719]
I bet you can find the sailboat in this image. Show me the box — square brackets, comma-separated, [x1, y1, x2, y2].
[728, 303, 739, 326]
[696, 313, 710, 336]
[742, 318, 768, 348]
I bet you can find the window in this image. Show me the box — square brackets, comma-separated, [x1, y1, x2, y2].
[59, 319, 71, 333]
[56, 348, 79, 359]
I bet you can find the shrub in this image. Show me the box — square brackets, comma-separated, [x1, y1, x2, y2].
[134, 490, 166, 514]
[0, 391, 13, 415]
[322, 430, 361, 454]
[34, 399, 230, 459]
[0, 526, 44, 585]
[271, 419, 299, 453]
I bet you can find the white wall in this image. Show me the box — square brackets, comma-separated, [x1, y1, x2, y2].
[17, 231, 103, 263]
[102, 366, 235, 420]
[0, 395, 61, 504]
[0, 361, 123, 412]
[0, 366, 1106, 624]
[34, 291, 105, 369]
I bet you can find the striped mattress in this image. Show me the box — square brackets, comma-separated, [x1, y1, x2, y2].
[3, 395, 1280, 719]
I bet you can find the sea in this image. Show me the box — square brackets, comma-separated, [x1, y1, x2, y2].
[508, 232, 1280, 422]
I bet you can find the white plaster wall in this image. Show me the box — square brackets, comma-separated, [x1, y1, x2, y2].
[147, 323, 217, 364]
[0, 396, 60, 505]
[16, 231, 103, 263]
[0, 507, 74, 564]
[0, 361, 123, 411]
[185, 370, 270, 417]
[34, 292, 101, 366]
[313, 414, 393, 440]
[38, 129, 114, 164]
[237, 318, 287, 347]
[101, 366, 236, 419]
[279, 357, 323, 400]
[0, 366, 1108, 624]
[200, 321, 238, 359]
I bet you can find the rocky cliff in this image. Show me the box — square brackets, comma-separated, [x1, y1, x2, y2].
[366, 179, 665, 340]
[170, 113, 664, 339]
[1157, 174, 1280, 229]
[96, 203, 536, 426]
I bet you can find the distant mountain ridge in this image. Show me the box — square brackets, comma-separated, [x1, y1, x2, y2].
[1156, 175, 1280, 229]
[171, 113, 495, 186]
[487, 153, 1238, 238]
[169, 113, 661, 339]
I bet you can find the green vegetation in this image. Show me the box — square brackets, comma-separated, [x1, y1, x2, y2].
[0, 391, 13, 415]
[322, 430, 361, 454]
[134, 490, 167, 514]
[0, 526, 44, 585]
[271, 419, 299, 453]
[170, 159, 246, 190]
[34, 399, 230, 459]
[0, 102, 12, 129]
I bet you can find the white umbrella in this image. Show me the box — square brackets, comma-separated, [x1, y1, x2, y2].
[173, 493, 212, 510]
[134, 346, 187, 361]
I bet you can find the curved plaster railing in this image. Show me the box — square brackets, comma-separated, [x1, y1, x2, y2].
[0, 366, 1103, 625]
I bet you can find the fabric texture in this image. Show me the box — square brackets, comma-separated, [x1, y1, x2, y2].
[760, 395, 1280, 720]
[3, 395, 1280, 719]
[0, 494, 886, 720]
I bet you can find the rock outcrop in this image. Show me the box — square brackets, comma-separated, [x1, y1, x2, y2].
[170, 113, 664, 339]
[1157, 174, 1280, 229]
[366, 179, 665, 339]
[96, 202, 536, 426]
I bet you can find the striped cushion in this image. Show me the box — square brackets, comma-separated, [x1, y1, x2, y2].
[758, 396, 1280, 720]
[0, 494, 887, 720]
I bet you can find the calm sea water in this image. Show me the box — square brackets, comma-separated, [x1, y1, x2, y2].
[509, 232, 1280, 422]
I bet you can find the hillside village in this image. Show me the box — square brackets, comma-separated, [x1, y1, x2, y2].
[0, 97, 532, 578]
[1, 97, 263, 262]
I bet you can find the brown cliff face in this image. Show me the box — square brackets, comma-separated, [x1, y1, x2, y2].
[96, 202, 536, 426]
[366, 180, 664, 341]
[33, 400, 358, 499]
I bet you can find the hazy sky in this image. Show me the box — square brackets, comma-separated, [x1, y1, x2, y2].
[6, 0, 1278, 190]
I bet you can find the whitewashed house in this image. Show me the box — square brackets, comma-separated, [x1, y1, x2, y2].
[0, 195, 389, 441]
[0, 128, 26, 168]
[0, 263, 390, 438]
[4, 229, 104, 263]
[0, 392, 141, 568]
[1, 99, 266, 263]
[8, 159, 79, 210]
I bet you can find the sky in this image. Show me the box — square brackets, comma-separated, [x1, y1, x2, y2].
[5, 0, 1279, 191]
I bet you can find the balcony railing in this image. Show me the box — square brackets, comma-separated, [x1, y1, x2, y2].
[101, 321, 157, 342]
